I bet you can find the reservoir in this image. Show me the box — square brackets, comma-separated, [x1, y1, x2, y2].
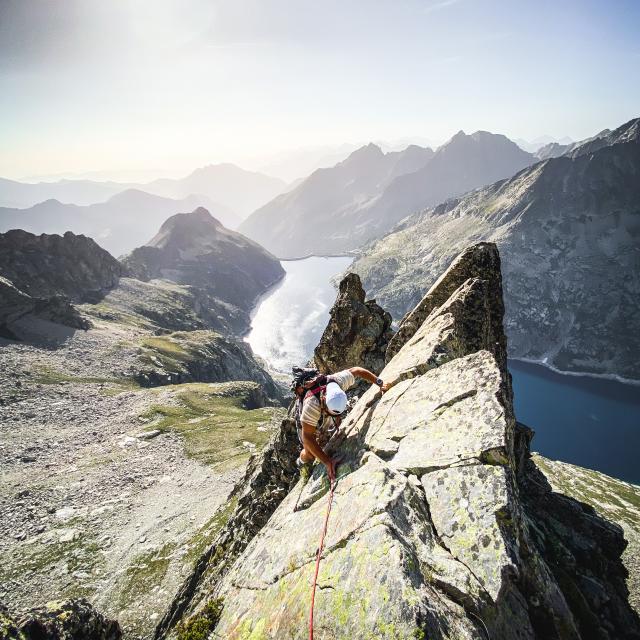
[247, 256, 640, 485]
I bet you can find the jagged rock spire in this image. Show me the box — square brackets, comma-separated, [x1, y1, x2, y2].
[314, 272, 394, 376]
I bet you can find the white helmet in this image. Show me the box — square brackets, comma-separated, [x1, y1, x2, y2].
[325, 382, 347, 415]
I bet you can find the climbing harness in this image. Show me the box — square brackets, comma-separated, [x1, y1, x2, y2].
[308, 474, 336, 640]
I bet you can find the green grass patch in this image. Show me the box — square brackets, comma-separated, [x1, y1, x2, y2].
[183, 496, 239, 567]
[115, 542, 177, 610]
[139, 382, 283, 470]
[176, 598, 224, 640]
[32, 365, 139, 392]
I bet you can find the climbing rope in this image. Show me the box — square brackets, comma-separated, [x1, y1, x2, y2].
[309, 474, 336, 640]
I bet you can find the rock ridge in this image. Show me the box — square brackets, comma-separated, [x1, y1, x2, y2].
[157, 242, 639, 638]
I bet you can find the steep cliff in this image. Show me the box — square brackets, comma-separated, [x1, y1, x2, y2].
[0, 229, 122, 333]
[352, 116, 640, 381]
[157, 243, 639, 639]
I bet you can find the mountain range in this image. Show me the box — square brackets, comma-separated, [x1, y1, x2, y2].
[0, 163, 286, 218]
[350, 116, 640, 380]
[0, 190, 238, 258]
[239, 130, 535, 258]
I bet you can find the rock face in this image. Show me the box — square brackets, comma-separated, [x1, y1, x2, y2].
[314, 272, 394, 376]
[122, 208, 284, 332]
[240, 131, 533, 258]
[0, 599, 121, 639]
[134, 330, 283, 401]
[158, 243, 639, 639]
[0, 229, 122, 333]
[352, 116, 640, 381]
[0, 229, 122, 302]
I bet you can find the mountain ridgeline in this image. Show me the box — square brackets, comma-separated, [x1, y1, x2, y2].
[352, 117, 640, 380]
[0, 163, 286, 216]
[239, 130, 534, 258]
[0, 190, 239, 258]
[157, 243, 640, 640]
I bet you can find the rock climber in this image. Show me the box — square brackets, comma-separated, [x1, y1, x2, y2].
[293, 367, 389, 481]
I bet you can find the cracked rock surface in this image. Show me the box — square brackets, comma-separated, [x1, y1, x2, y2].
[165, 242, 640, 639]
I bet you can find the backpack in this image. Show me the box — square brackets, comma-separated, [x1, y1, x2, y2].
[291, 366, 329, 439]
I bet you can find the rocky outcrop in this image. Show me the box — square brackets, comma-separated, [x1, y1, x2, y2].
[159, 243, 639, 639]
[385, 242, 505, 368]
[134, 330, 283, 401]
[0, 229, 122, 334]
[314, 272, 393, 376]
[0, 230, 122, 303]
[352, 116, 640, 381]
[121, 208, 284, 329]
[0, 599, 121, 639]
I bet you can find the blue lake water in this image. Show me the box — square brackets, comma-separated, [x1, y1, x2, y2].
[510, 360, 640, 484]
[248, 256, 640, 485]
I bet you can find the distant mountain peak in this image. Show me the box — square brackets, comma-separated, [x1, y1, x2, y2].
[155, 207, 222, 239]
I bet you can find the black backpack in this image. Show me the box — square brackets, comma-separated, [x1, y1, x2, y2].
[291, 366, 328, 434]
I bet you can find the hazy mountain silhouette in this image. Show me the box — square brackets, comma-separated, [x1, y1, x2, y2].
[0, 164, 286, 217]
[0, 190, 238, 258]
[240, 131, 533, 258]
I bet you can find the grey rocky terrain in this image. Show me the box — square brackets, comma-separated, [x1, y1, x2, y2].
[0, 213, 290, 639]
[352, 116, 640, 381]
[0, 311, 285, 639]
[155, 243, 640, 639]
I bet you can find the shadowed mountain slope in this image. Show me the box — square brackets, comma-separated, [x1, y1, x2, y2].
[122, 208, 284, 330]
[352, 117, 640, 380]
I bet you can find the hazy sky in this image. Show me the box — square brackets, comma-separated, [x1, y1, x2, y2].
[1, 0, 639, 179]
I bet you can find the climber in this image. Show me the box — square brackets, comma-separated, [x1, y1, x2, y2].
[293, 367, 389, 481]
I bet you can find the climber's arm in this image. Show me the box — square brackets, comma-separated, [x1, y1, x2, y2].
[301, 422, 335, 476]
[348, 366, 390, 392]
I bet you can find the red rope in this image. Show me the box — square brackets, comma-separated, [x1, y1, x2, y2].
[309, 476, 336, 640]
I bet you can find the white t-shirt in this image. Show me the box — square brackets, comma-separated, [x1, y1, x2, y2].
[300, 369, 356, 428]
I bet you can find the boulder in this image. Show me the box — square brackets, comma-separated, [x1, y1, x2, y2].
[0, 599, 121, 640]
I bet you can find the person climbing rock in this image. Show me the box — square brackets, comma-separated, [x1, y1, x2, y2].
[292, 366, 389, 480]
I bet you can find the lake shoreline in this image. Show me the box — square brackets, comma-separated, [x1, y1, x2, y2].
[511, 357, 640, 389]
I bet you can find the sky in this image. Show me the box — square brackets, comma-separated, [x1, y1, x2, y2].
[1, 0, 639, 180]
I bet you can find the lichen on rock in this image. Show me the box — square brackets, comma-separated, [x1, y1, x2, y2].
[158, 242, 640, 639]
